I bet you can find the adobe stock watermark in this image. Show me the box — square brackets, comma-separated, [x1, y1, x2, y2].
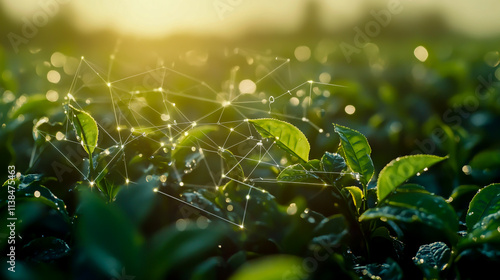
[213, 0, 243, 21]
[340, 0, 409, 63]
[412, 70, 500, 155]
[7, 0, 70, 54]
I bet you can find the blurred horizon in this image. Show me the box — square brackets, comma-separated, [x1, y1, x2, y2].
[2, 0, 500, 42]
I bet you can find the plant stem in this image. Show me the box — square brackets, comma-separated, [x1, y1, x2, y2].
[336, 185, 372, 260]
[362, 183, 368, 214]
[88, 153, 95, 183]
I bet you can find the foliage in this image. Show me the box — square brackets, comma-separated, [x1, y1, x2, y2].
[1, 38, 500, 279]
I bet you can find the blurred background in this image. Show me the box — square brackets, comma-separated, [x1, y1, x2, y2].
[1, 1, 500, 279]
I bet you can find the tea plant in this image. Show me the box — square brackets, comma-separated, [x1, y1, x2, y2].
[3, 101, 499, 279]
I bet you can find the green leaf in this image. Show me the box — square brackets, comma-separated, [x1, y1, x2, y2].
[360, 189, 459, 243]
[413, 242, 451, 279]
[320, 152, 347, 183]
[449, 185, 480, 218]
[93, 146, 123, 182]
[95, 179, 120, 203]
[229, 255, 304, 280]
[67, 104, 99, 155]
[173, 125, 219, 157]
[377, 155, 447, 201]
[10, 94, 58, 119]
[249, 118, 310, 162]
[383, 189, 458, 233]
[77, 190, 142, 277]
[32, 118, 64, 143]
[191, 257, 223, 280]
[450, 185, 480, 202]
[333, 124, 374, 186]
[1, 175, 70, 224]
[469, 150, 500, 182]
[22, 237, 70, 263]
[115, 177, 156, 225]
[146, 225, 224, 279]
[304, 159, 322, 171]
[459, 212, 500, 249]
[358, 258, 403, 280]
[466, 183, 500, 231]
[311, 214, 349, 248]
[313, 214, 348, 236]
[344, 186, 363, 212]
[181, 191, 226, 219]
[360, 206, 455, 240]
[277, 164, 322, 184]
[219, 149, 245, 180]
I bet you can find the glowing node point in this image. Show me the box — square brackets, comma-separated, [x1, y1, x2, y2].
[246, 195, 250, 200]
[184, 132, 189, 136]
[89, 181, 95, 187]
[120, 145, 124, 149]
[230, 128, 234, 132]
[125, 178, 130, 184]
[221, 174, 226, 178]
[308, 80, 314, 84]
[222, 101, 231, 107]
[319, 129, 324, 133]
[179, 182, 184, 187]
[107, 82, 111, 87]
[172, 103, 176, 107]
[244, 119, 249, 122]
[239, 225, 244, 229]
[160, 142, 165, 147]
[116, 126, 121, 131]
[81, 56, 84, 60]
[191, 121, 197, 127]
[153, 188, 158, 193]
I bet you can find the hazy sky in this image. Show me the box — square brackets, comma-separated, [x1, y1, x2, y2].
[2, 0, 500, 38]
